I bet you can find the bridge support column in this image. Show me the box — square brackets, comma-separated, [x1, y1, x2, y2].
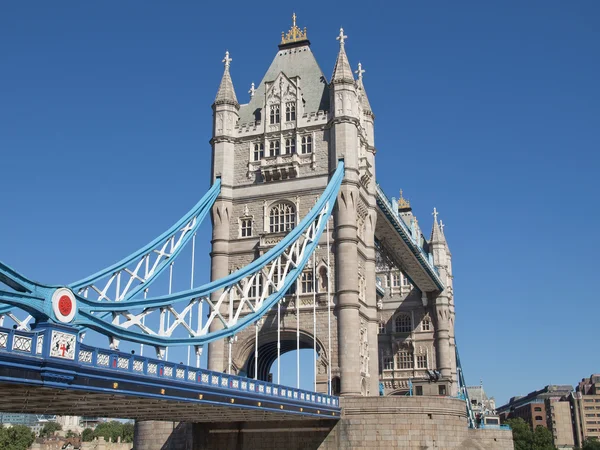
[335, 184, 361, 396]
[434, 295, 452, 381]
[134, 420, 191, 450]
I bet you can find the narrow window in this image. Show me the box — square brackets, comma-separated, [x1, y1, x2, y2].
[439, 385, 447, 396]
[417, 355, 428, 369]
[285, 138, 296, 154]
[301, 135, 313, 154]
[415, 386, 423, 396]
[378, 322, 385, 334]
[402, 273, 410, 286]
[253, 143, 264, 161]
[269, 140, 280, 157]
[240, 219, 252, 237]
[422, 317, 431, 331]
[392, 273, 400, 287]
[285, 102, 296, 121]
[383, 357, 394, 370]
[301, 271, 314, 293]
[270, 105, 280, 124]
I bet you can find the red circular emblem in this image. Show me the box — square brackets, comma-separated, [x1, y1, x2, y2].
[58, 295, 73, 316]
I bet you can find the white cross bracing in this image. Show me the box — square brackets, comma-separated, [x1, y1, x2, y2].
[78, 216, 197, 304]
[88, 201, 330, 354]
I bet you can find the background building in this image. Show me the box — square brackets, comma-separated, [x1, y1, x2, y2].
[570, 374, 600, 448]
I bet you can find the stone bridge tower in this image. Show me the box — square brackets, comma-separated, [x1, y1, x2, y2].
[208, 16, 380, 396]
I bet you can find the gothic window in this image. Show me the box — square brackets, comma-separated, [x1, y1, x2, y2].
[392, 273, 400, 287]
[402, 273, 410, 286]
[301, 271, 314, 294]
[378, 322, 385, 334]
[383, 357, 393, 371]
[240, 218, 252, 238]
[269, 202, 295, 233]
[421, 317, 431, 331]
[285, 102, 296, 121]
[253, 143, 264, 161]
[417, 354, 428, 369]
[397, 350, 412, 369]
[301, 135, 312, 154]
[285, 138, 296, 154]
[269, 140, 280, 157]
[269, 105, 280, 124]
[394, 314, 411, 333]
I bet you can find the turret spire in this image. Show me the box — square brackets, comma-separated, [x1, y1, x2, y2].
[355, 62, 372, 112]
[430, 207, 446, 243]
[214, 51, 239, 106]
[331, 28, 354, 84]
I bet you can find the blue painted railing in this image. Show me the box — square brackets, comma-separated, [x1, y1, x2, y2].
[0, 325, 339, 409]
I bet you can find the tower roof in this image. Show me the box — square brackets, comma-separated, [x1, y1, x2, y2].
[279, 13, 310, 49]
[237, 15, 329, 123]
[331, 28, 354, 85]
[214, 51, 239, 106]
[398, 189, 412, 212]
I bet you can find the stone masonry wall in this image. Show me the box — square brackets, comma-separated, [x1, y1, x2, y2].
[134, 396, 514, 450]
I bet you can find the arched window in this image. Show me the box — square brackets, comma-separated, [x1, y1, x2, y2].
[301, 135, 312, 154]
[285, 102, 296, 121]
[253, 143, 264, 161]
[269, 105, 280, 124]
[378, 322, 386, 334]
[301, 271, 314, 294]
[269, 140, 280, 157]
[535, 416, 543, 421]
[269, 202, 295, 233]
[395, 314, 411, 333]
[285, 138, 296, 154]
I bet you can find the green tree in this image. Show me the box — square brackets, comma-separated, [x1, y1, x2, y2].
[65, 429, 77, 438]
[122, 422, 134, 443]
[94, 421, 123, 442]
[0, 425, 35, 450]
[506, 417, 533, 450]
[583, 437, 600, 450]
[82, 428, 94, 442]
[532, 425, 556, 450]
[40, 422, 62, 437]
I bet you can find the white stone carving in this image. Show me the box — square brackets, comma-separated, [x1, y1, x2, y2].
[49, 331, 76, 360]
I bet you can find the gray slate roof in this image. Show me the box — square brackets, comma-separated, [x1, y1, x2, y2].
[238, 44, 330, 124]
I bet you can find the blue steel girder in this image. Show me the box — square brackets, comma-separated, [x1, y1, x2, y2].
[0, 162, 345, 349]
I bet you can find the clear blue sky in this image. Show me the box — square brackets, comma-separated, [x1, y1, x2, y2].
[1, 2, 598, 406]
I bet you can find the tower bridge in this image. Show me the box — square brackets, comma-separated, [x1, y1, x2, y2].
[0, 15, 513, 450]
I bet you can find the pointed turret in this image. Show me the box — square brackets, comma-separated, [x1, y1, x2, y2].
[331, 28, 354, 84]
[355, 62, 372, 112]
[430, 207, 445, 244]
[214, 51, 239, 106]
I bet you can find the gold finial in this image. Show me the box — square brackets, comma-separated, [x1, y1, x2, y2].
[398, 189, 411, 210]
[281, 13, 308, 45]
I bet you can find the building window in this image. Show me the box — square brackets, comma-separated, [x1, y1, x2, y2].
[378, 322, 385, 334]
[285, 138, 296, 154]
[439, 385, 447, 396]
[535, 416, 543, 421]
[534, 407, 542, 412]
[269, 105, 280, 124]
[395, 314, 411, 333]
[417, 355, 428, 369]
[383, 357, 393, 370]
[422, 317, 431, 331]
[269, 202, 296, 233]
[285, 102, 296, 121]
[269, 140, 280, 157]
[301, 271, 314, 294]
[253, 143, 264, 161]
[240, 219, 252, 237]
[249, 276, 263, 298]
[402, 274, 410, 286]
[398, 351, 412, 369]
[415, 386, 423, 396]
[301, 135, 312, 154]
[392, 273, 400, 287]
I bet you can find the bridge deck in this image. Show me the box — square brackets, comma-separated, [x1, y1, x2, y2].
[0, 324, 340, 422]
